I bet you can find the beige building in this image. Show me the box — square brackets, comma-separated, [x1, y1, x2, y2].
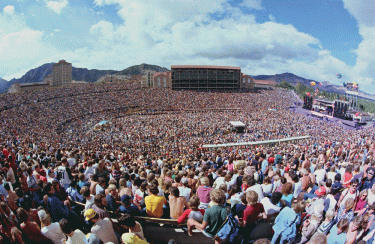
[51, 60, 72, 87]
[153, 72, 172, 88]
[241, 74, 254, 89]
[141, 71, 156, 88]
[8, 82, 50, 93]
[254, 80, 276, 89]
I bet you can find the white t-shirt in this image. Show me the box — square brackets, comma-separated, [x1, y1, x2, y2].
[368, 190, 375, 206]
[67, 230, 88, 244]
[324, 195, 337, 212]
[327, 172, 336, 183]
[246, 184, 264, 202]
[85, 195, 95, 210]
[67, 158, 76, 167]
[7, 168, 16, 184]
[260, 197, 281, 216]
[91, 218, 118, 244]
[261, 184, 273, 196]
[178, 186, 191, 201]
[56, 166, 71, 185]
[314, 169, 326, 184]
[41, 222, 65, 244]
[340, 188, 359, 207]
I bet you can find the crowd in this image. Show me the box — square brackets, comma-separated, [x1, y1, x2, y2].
[0, 82, 375, 244]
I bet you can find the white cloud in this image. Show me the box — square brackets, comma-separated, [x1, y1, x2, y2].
[269, 14, 275, 22]
[342, 0, 375, 92]
[240, 0, 263, 10]
[0, 12, 58, 80]
[46, 0, 68, 14]
[3, 5, 15, 15]
[54, 28, 61, 32]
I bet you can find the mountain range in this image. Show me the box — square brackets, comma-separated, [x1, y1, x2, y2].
[1, 63, 374, 100]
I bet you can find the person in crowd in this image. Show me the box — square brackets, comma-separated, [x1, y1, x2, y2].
[118, 214, 146, 241]
[169, 187, 188, 220]
[84, 208, 119, 244]
[196, 177, 212, 210]
[59, 218, 87, 244]
[187, 189, 228, 244]
[38, 210, 65, 244]
[326, 219, 349, 244]
[144, 184, 167, 218]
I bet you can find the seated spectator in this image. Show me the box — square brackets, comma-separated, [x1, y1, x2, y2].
[85, 209, 118, 244]
[119, 178, 132, 197]
[178, 195, 205, 224]
[66, 181, 84, 203]
[145, 184, 167, 218]
[4, 182, 18, 212]
[299, 204, 324, 244]
[336, 198, 355, 223]
[91, 193, 111, 219]
[231, 194, 247, 219]
[169, 187, 188, 220]
[59, 218, 87, 244]
[260, 192, 282, 216]
[196, 177, 212, 209]
[279, 182, 293, 208]
[119, 195, 142, 216]
[17, 207, 53, 244]
[326, 219, 349, 244]
[187, 189, 228, 243]
[38, 210, 65, 244]
[121, 233, 149, 244]
[106, 184, 120, 212]
[134, 182, 148, 209]
[78, 173, 90, 189]
[80, 186, 95, 210]
[96, 177, 106, 195]
[240, 191, 266, 242]
[178, 178, 192, 201]
[314, 209, 335, 235]
[118, 214, 146, 241]
[271, 201, 306, 244]
[346, 215, 363, 244]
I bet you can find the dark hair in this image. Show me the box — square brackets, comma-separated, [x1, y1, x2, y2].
[15, 188, 24, 198]
[3, 183, 10, 191]
[59, 218, 72, 234]
[16, 208, 28, 223]
[118, 214, 136, 227]
[170, 187, 180, 197]
[240, 194, 248, 205]
[44, 182, 53, 195]
[271, 192, 282, 205]
[148, 185, 159, 195]
[94, 193, 105, 205]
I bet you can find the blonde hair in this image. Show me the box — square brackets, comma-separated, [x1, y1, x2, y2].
[246, 191, 258, 205]
[345, 198, 355, 211]
[200, 177, 210, 186]
[107, 184, 117, 192]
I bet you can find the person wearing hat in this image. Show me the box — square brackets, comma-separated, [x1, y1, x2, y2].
[85, 208, 118, 244]
[121, 233, 149, 244]
[119, 195, 142, 216]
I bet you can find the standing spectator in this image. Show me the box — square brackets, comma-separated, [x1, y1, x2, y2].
[196, 177, 212, 209]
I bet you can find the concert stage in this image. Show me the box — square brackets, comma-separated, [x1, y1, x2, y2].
[289, 106, 375, 130]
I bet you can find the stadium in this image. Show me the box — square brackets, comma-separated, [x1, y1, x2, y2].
[0, 78, 374, 244]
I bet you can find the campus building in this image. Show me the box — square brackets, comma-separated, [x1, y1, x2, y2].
[51, 60, 72, 87]
[171, 65, 242, 90]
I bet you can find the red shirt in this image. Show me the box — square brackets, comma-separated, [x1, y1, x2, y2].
[243, 203, 264, 225]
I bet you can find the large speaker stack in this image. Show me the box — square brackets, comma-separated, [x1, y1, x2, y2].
[303, 96, 313, 110]
[333, 101, 348, 119]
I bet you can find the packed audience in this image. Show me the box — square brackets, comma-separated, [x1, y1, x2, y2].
[0, 82, 375, 244]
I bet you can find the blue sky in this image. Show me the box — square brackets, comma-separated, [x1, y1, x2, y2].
[1, 0, 375, 93]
